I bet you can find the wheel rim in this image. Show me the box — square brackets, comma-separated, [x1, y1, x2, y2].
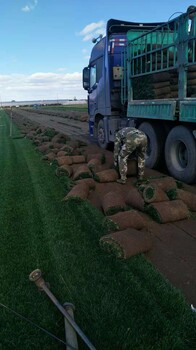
[171, 140, 188, 170]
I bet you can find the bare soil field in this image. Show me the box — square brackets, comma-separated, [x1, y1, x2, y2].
[9, 107, 196, 306]
[14, 107, 89, 141]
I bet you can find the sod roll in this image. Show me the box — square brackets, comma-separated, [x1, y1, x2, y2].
[127, 159, 138, 176]
[169, 77, 178, 85]
[71, 155, 86, 164]
[76, 178, 96, 190]
[153, 81, 170, 89]
[99, 228, 152, 259]
[170, 91, 178, 98]
[125, 187, 145, 211]
[188, 64, 196, 72]
[66, 140, 80, 149]
[64, 183, 89, 201]
[33, 139, 41, 146]
[52, 133, 69, 143]
[152, 72, 171, 83]
[140, 184, 168, 203]
[87, 158, 101, 170]
[154, 86, 171, 96]
[150, 177, 177, 191]
[73, 165, 92, 181]
[53, 142, 65, 149]
[57, 151, 67, 157]
[42, 152, 56, 161]
[87, 158, 102, 174]
[108, 210, 146, 230]
[60, 145, 73, 154]
[176, 189, 196, 211]
[102, 191, 126, 216]
[187, 71, 196, 79]
[57, 156, 73, 166]
[170, 84, 178, 91]
[166, 188, 177, 200]
[95, 169, 119, 183]
[52, 148, 61, 155]
[146, 200, 189, 223]
[86, 153, 105, 163]
[37, 143, 52, 153]
[56, 165, 73, 177]
[187, 78, 196, 86]
[72, 148, 83, 156]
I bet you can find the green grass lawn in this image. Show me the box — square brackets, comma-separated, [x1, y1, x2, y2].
[41, 104, 88, 112]
[0, 110, 196, 350]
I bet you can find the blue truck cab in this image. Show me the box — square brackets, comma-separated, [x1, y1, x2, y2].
[83, 19, 161, 148]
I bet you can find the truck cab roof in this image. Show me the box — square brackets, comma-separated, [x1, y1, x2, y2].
[107, 19, 165, 35]
[89, 19, 164, 63]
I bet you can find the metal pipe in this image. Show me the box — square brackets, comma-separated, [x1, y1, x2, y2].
[29, 269, 96, 350]
[63, 303, 78, 350]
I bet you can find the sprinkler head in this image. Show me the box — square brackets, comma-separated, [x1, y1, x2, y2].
[29, 269, 42, 282]
[29, 269, 46, 290]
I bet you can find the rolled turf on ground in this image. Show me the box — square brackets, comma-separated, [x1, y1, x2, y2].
[150, 176, 177, 191]
[55, 164, 73, 177]
[176, 189, 196, 211]
[0, 110, 196, 350]
[146, 200, 189, 223]
[73, 164, 92, 180]
[140, 184, 168, 203]
[100, 228, 152, 259]
[95, 169, 119, 182]
[76, 178, 96, 190]
[127, 159, 138, 175]
[102, 191, 126, 216]
[107, 210, 146, 230]
[125, 186, 145, 211]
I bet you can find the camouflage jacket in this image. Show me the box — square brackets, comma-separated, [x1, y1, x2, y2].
[114, 127, 146, 162]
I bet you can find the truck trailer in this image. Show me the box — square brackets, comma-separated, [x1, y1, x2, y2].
[83, 7, 196, 184]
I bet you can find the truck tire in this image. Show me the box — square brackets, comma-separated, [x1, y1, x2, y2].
[97, 119, 110, 149]
[165, 126, 196, 184]
[138, 122, 164, 168]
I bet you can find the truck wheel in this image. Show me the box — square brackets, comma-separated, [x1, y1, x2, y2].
[97, 119, 110, 149]
[165, 126, 196, 184]
[138, 122, 164, 168]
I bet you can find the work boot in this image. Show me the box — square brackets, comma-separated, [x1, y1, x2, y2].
[117, 178, 126, 184]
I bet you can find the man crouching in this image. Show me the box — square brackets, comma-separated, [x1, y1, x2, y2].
[114, 127, 147, 184]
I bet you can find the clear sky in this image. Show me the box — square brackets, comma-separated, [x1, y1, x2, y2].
[0, 0, 193, 102]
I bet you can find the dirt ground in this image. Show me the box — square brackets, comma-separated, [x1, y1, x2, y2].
[14, 108, 196, 306]
[14, 108, 89, 141]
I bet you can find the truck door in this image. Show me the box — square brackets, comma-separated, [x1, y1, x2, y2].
[88, 64, 97, 118]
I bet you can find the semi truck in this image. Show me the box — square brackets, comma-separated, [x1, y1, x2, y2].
[82, 7, 196, 184]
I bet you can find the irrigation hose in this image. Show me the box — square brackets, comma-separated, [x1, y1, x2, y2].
[29, 269, 96, 350]
[0, 302, 77, 350]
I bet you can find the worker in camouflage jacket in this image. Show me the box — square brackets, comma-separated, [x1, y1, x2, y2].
[114, 127, 147, 184]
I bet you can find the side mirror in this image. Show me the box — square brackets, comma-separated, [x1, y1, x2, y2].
[83, 67, 90, 90]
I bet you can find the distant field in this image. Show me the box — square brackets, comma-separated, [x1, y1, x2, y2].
[42, 103, 88, 112]
[0, 110, 196, 350]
